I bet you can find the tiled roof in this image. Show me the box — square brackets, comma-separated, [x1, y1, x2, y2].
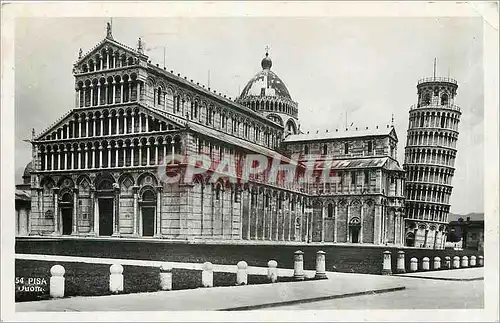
[15, 189, 31, 201]
[284, 126, 395, 142]
[309, 157, 402, 171]
[186, 121, 299, 166]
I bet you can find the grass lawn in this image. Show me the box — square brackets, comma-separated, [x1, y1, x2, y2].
[15, 260, 308, 302]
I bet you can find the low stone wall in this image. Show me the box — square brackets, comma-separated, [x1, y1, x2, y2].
[15, 238, 483, 274]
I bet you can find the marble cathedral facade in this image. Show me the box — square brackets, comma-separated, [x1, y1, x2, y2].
[21, 24, 410, 246]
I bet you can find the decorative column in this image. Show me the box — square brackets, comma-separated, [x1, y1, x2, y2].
[91, 146, 96, 169]
[146, 142, 151, 166]
[64, 147, 69, 170]
[333, 203, 338, 242]
[114, 143, 119, 167]
[139, 113, 143, 132]
[107, 144, 112, 168]
[77, 147, 82, 170]
[99, 144, 103, 168]
[154, 186, 163, 237]
[360, 203, 364, 243]
[90, 84, 94, 107]
[112, 185, 120, 237]
[51, 149, 55, 170]
[131, 112, 135, 133]
[88, 186, 96, 236]
[79, 118, 83, 137]
[112, 80, 117, 104]
[120, 81, 124, 103]
[128, 81, 132, 102]
[146, 115, 149, 132]
[346, 204, 350, 243]
[69, 147, 74, 170]
[52, 187, 60, 235]
[130, 142, 135, 166]
[138, 142, 142, 166]
[155, 142, 159, 165]
[132, 186, 139, 237]
[57, 149, 62, 170]
[99, 115, 104, 136]
[116, 114, 120, 135]
[71, 188, 78, 235]
[84, 146, 89, 169]
[108, 114, 112, 135]
[321, 204, 325, 242]
[122, 143, 127, 167]
[97, 83, 101, 105]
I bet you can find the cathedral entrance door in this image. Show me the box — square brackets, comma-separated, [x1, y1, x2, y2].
[99, 198, 114, 236]
[405, 232, 415, 247]
[61, 207, 73, 235]
[142, 207, 155, 237]
[350, 226, 360, 243]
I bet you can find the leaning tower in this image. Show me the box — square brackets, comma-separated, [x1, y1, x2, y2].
[403, 75, 461, 249]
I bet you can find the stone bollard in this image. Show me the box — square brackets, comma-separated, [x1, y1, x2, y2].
[49, 265, 65, 298]
[382, 251, 392, 275]
[461, 256, 469, 268]
[202, 262, 213, 288]
[396, 251, 405, 273]
[315, 251, 327, 279]
[478, 256, 484, 266]
[159, 264, 173, 291]
[267, 260, 278, 283]
[293, 250, 305, 281]
[433, 257, 441, 270]
[236, 261, 248, 285]
[444, 256, 451, 269]
[470, 256, 477, 266]
[410, 257, 418, 272]
[422, 257, 430, 271]
[452, 256, 460, 269]
[109, 264, 124, 293]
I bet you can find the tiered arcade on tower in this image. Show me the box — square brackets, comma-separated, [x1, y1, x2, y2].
[403, 76, 461, 249]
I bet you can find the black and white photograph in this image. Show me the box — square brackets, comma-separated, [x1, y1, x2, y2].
[1, 1, 498, 322]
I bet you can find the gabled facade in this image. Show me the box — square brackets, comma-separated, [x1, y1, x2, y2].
[21, 24, 409, 247]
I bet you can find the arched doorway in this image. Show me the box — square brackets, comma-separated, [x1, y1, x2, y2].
[349, 217, 361, 243]
[405, 232, 415, 247]
[60, 192, 73, 235]
[140, 189, 156, 237]
[97, 178, 114, 236]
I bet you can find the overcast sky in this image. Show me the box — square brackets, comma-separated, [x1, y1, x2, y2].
[15, 17, 483, 214]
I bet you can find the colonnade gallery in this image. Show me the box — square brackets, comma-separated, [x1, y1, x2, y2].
[18, 24, 454, 249]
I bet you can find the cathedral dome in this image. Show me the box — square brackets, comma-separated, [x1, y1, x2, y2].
[239, 53, 292, 100]
[22, 161, 33, 184]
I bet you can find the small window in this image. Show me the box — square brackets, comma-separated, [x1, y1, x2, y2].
[364, 170, 369, 184]
[234, 190, 240, 203]
[351, 171, 356, 184]
[441, 94, 448, 106]
[433, 87, 439, 96]
[304, 145, 309, 155]
[215, 185, 221, 201]
[157, 88, 162, 105]
[344, 143, 349, 154]
[327, 203, 334, 218]
[322, 144, 328, 155]
[423, 93, 431, 105]
[367, 141, 373, 153]
[265, 194, 270, 207]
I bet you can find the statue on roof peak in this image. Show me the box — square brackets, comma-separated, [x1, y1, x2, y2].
[106, 21, 113, 39]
